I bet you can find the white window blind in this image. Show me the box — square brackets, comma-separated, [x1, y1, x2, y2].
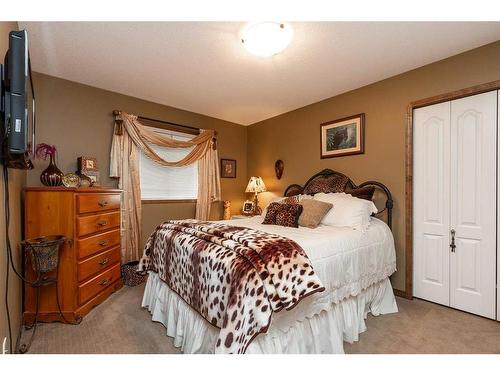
[139, 129, 198, 200]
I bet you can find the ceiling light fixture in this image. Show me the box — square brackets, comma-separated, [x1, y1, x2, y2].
[241, 22, 293, 57]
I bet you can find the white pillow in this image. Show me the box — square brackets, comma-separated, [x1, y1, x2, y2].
[313, 192, 377, 231]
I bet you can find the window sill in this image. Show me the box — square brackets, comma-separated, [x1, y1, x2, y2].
[141, 199, 197, 204]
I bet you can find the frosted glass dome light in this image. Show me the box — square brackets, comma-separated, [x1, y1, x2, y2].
[241, 22, 294, 57]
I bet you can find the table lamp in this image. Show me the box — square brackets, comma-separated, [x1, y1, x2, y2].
[245, 176, 266, 215]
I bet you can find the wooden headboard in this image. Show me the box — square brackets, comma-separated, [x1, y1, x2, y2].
[283, 169, 394, 229]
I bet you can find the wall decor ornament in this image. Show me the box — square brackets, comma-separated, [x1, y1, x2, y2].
[320, 113, 365, 158]
[275, 159, 284, 179]
[35, 143, 64, 187]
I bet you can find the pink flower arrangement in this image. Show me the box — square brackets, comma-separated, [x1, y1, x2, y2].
[35, 143, 57, 160]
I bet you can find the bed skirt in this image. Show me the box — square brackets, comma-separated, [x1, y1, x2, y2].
[142, 272, 398, 354]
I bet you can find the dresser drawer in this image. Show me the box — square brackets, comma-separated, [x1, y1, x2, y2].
[77, 194, 120, 214]
[78, 247, 120, 282]
[77, 211, 120, 237]
[78, 263, 120, 305]
[77, 229, 121, 259]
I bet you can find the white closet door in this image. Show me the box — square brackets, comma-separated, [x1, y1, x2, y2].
[413, 102, 451, 305]
[498, 90, 500, 322]
[450, 91, 497, 319]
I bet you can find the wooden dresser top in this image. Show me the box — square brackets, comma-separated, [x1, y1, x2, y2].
[25, 187, 122, 193]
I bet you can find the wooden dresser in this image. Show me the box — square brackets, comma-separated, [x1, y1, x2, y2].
[24, 187, 123, 324]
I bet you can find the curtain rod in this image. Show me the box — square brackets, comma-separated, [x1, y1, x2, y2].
[112, 110, 201, 133]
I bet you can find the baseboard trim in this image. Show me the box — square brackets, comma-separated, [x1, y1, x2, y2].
[393, 288, 412, 300]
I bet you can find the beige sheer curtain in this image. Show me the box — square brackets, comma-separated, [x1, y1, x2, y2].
[110, 112, 221, 263]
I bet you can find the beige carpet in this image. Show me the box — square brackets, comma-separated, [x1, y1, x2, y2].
[25, 283, 500, 354]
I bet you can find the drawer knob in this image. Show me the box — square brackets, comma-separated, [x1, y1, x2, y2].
[98, 200, 108, 207]
[98, 240, 109, 247]
[97, 220, 109, 226]
[98, 257, 109, 266]
[99, 278, 110, 286]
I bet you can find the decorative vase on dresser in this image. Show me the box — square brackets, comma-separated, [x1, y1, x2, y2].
[23, 187, 123, 324]
[39, 154, 64, 186]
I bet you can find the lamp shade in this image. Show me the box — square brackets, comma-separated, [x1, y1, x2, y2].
[245, 176, 266, 193]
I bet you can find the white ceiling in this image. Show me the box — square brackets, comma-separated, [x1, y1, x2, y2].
[20, 22, 500, 125]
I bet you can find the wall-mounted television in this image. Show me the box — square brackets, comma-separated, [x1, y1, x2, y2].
[0, 29, 35, 169]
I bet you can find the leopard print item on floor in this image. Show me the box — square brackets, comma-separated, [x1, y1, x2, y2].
[139, 220, 324, 354]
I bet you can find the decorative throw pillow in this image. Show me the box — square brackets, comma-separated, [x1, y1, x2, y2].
[262, 195, 305, 217]
[303, 174, 349, 195]
[262, 202, 303, 228]
[346, 186, 375, 201]
[262, 202, 282, 224]
[282, 195, 301, 204]
[275, 204, 303, 228]
[298, 199, 333, 228]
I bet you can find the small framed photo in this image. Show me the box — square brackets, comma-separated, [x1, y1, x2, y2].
[320, 113, 365, 158]
[242, 200, 254, 215]
[220, 158, 236, 178]
[78, 156, 99, 173]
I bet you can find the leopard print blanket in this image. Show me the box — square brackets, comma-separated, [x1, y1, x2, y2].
[139, 220, 324, 354]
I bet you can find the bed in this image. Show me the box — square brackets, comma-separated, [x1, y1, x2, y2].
[141, 169, 398, 354]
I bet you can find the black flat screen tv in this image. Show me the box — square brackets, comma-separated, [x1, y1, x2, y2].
[0, 29, 35, 169]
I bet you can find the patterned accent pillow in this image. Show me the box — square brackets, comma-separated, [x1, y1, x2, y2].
[262, 202, 303, 228]
[262, 202, 283, 224]
[282, 195, 301, 204]
[303, 174, 349, 195]
[275, 204, 303, 228]
[346, 186, 375, 201]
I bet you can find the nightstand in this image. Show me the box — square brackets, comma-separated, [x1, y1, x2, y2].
[231, 215, 254, 219]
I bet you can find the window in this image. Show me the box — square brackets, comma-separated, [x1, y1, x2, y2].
[139, 128, 198, 201]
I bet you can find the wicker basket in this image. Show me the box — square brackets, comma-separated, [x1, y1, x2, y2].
[121, 261, 147, 286]
[22, 235, 66, 274]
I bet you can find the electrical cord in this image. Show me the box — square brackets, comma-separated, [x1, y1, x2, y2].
[3, 49, 38, 355]
[3, 161, 79, 354]
[3, 161, 13, 354]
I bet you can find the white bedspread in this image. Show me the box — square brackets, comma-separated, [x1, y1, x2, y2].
[142, 216, 397, 353]
[220, 216, 396, 331]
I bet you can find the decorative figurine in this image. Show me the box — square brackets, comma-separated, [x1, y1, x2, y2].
[223, 200, 231, 220]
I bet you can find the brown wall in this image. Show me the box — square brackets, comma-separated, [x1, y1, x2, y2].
[0, 22, 26, 353]
[29, 73, 248, 248]
[247, 41, 500, 292]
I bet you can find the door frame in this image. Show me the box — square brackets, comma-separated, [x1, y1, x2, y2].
[404, 80, 500, 299]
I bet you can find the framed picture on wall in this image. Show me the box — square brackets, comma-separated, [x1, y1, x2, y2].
[220, 158, 236, 178]
[320, 113, 365, 158]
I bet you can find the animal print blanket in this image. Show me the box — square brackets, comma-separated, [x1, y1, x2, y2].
[138, 220, 324, 354]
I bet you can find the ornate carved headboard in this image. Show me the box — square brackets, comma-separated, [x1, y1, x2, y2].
[284, 169, 393, 230]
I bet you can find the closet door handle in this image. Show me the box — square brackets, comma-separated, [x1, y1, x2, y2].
[450, 229, 456, 253]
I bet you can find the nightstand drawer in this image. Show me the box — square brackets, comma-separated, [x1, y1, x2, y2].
[77, 193, 120, 214]
[78, 263, 120, 305]
[77, 211, 120, 237]
[77, 229, 120, 259]
[78, 247, 120, 282]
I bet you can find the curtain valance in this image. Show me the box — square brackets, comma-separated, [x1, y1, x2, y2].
[110, 111, 221, 263]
